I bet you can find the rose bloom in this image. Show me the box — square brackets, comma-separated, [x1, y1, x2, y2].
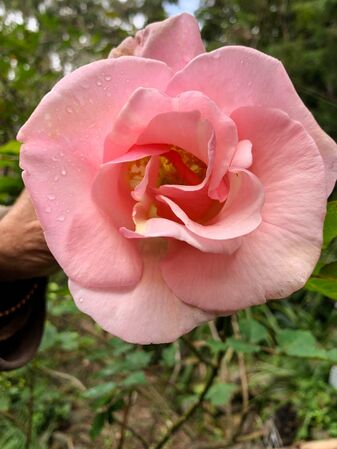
[19, 14, 337, 343]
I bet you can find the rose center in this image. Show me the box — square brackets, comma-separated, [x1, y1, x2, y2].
[127, 145, 207, 190]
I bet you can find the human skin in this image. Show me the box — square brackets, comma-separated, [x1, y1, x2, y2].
[0, 189, 57, 280]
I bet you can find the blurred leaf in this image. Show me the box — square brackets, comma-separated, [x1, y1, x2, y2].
[276, 329, 326, 358]
[206, 383, 236, 406]
[239, 318, 269, 343]
[0, 141, 20, 155]
[226, 337, 261, 354]
[90, 412, 106, 439]
[0, 176, 22, 195]
[122, 371, 147, 387]
[83, 382, 116, 399]
[323, 201, 337, 248]
[306, 276, 337, 300]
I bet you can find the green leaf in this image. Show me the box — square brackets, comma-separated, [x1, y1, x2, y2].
[90, 412, 106, 439]
[122, 371, 147, 387]
[276, 329, 326, 358]
[0, 395, 10, 412]
[205, 340, 228, 354]
[206, 383, 236, 406]
[0, 141, 21, 155]
[226, 337, 261, 354]
[305, 278, 337, 300]
[239, 318, 269, 343]
[125, 351, 152, 369]
[319, 261, 337, 278]
[83, 382, 116, 399]
[323, 201, 337, 248]
[0, 176, 23, 195]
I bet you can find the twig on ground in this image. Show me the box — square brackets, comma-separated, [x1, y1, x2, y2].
[231, 315, 249, 413]
[117, 391, 133, 449]
[182, 336, 217, 369]
[39, 366, 86, 391]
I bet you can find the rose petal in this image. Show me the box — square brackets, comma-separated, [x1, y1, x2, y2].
[69, 241, 213, 344]
[109, 13, 205, 72]
[121, 220, 241, 255]
[156, 168, 264, 240]
[161, 107, 326, 311]
[19, 58, 172, 288]
[230, 140, 253, 169]
[167, 46, 337, 194]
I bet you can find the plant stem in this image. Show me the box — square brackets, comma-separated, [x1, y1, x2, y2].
[151, 352, 224, 449]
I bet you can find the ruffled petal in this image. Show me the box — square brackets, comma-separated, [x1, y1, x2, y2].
[167, 46, 337, 194]
[109, 13, 205, 72]
[161, 107, 326, 311]
[156, 168, 264, 240]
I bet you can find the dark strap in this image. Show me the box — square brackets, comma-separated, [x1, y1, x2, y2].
[0, 277, 46, 371]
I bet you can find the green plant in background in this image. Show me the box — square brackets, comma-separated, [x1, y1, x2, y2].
[1, 0, 337, 448]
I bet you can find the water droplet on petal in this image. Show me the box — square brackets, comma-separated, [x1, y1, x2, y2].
[57, 215, 65, 222]
[79, 297, 84, 303]
[61, 168, 67, 176]
[66, 106, 73, 113]
[59, 151, 64, 157]
[47, 194, 56, 200]
[96, 80, 102, 86]
[45, 207, 51, 213]
[54, 175, 59, 182]
[104, 75, 111, 81]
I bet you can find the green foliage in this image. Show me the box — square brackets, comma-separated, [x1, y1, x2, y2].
[206, 383, 237, 406]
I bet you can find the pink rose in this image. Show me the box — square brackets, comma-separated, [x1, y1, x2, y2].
[19, 14, 337, 344]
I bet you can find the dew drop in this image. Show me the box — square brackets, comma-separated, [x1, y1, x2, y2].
[57, 215, 65, 222]
[61, 168, 67, 176]
[47, 194, 56, 200]
[96, 80, 102, 86]
[52, 156, 59, 162]
[45, 207, 51, 213]
[66, 106, 73, 113]
[54, 175, 59, 182]
[59, 150, 64, 157]
[79, 297, 84, 303]
[104, 75, 112, 81]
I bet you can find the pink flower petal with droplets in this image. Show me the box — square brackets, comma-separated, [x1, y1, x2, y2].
[167, 46, 337, 194]
[161, 107, 326, 311]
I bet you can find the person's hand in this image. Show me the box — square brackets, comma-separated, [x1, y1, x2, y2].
[0, 189, 58, 280]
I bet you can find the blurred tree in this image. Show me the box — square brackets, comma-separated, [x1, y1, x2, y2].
[197, 0, 337, 140]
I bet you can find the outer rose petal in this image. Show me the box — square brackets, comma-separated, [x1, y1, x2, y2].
[19, 58, 172, 289]
[161, 107, 326, 311]
[69, 242, 213, 344]
[167, 46, 337, 194]
[109, 13, 205, 72]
